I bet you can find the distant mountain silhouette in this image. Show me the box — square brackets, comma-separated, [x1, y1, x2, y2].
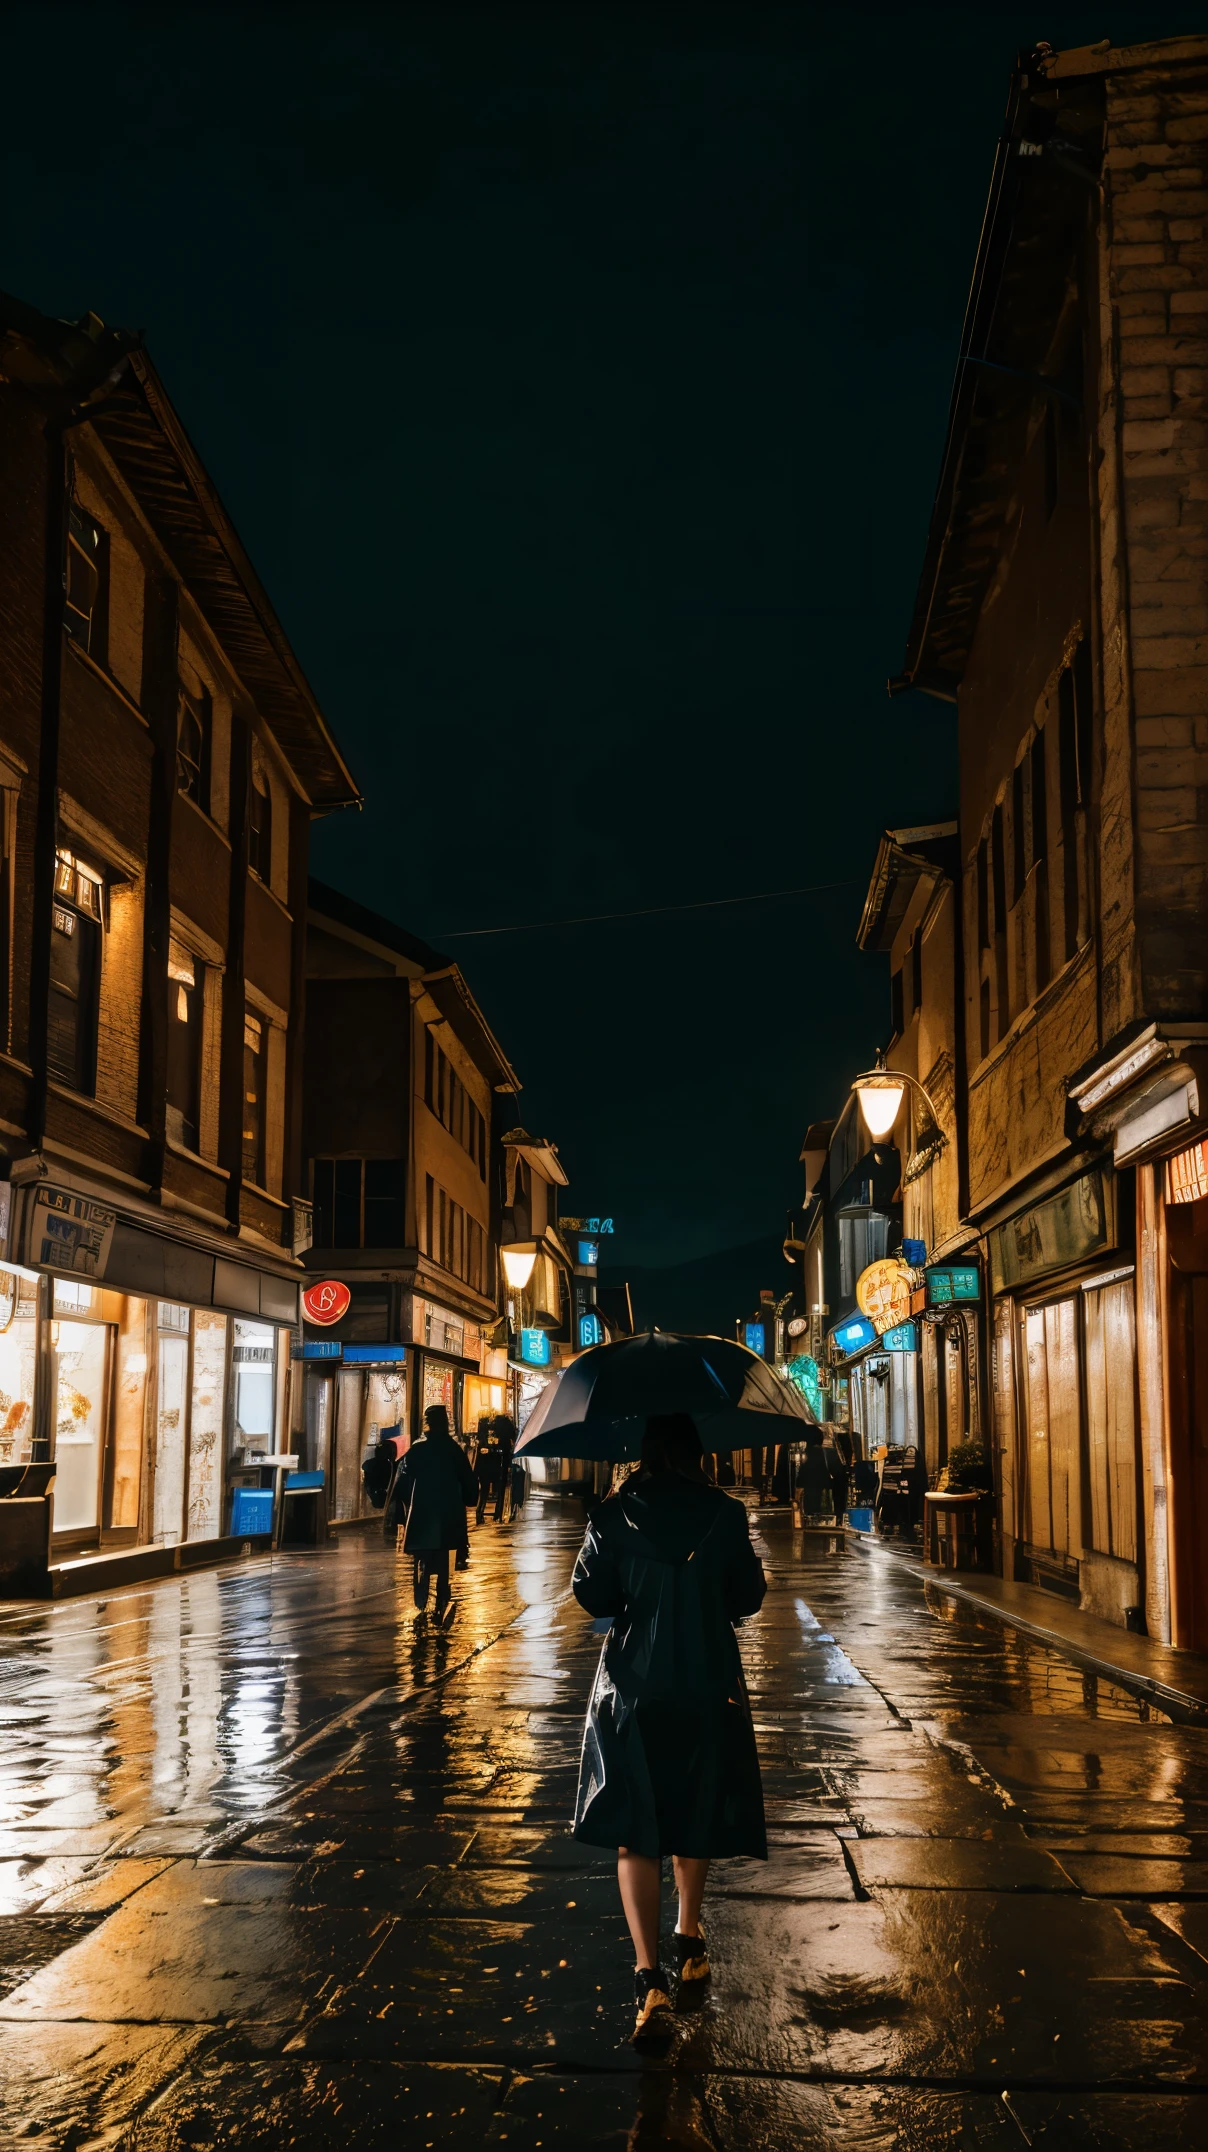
[600, 1234, 794, 1340]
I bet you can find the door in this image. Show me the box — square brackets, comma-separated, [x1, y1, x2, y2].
[305, 1367, 334, 1483]
[1022, 1296, 1081, 1560]
[992, 1296, 1017, 1548]
[51, 1320, 110, 1536]
[331, 1368, 367, 1522]
[1082, 1277, 1138, 1563]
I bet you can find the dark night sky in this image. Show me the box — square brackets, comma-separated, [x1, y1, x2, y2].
[3, 4, 1166, 1270]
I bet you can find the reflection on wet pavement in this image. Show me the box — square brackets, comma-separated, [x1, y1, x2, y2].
[0, 1504, 1207, 2146]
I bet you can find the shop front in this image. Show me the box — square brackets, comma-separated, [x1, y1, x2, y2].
[986, 1161, 1140, 1625]
[0, 1170, 302, 1591]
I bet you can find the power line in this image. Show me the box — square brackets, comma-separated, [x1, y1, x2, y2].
[436, 877, 862, 940]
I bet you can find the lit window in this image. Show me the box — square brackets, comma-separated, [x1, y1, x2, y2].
[166, 940, 203, 1153]
[48, 851, 104, 1095]
[242, 1009, 264, 1186]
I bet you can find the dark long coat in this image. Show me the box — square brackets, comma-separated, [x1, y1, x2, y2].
[571, 1474, 767, 1860]
[393, 1430, 476, 1552]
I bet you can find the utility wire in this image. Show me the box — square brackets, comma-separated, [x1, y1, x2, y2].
[437, 876, 861, 940]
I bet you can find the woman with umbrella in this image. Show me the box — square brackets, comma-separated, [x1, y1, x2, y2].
[571, 1411, 767, 2042]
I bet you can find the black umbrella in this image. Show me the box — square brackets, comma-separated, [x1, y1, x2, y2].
[513, 1329, 817, 1462]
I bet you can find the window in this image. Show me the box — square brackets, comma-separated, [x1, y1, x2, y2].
[424, 1174, 485, 1292]
[166, 940, 203, 1152]
[364, 1160, 406, 1247]
[1030, 728, 1050, 992]
[48, 850, 102, 1094]
[248, 771, 272, 883]
[990, 802, 1008, 1037]
[242, 1009, 264, 1186]
[64, 506, 108, 659]
[838, 1211, 889, 1299]
[422, 1027, 486, 1174]
[310, 1158, 407, 1249]
[177, 680, 212, 812]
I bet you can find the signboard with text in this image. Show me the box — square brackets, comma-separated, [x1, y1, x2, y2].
[29, 1184, 116, 1278]
[925, 1266, 980, 1305]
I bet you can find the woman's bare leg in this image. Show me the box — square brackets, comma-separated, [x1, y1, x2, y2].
[617, 1850, 663, 1969]
[672, 1854, 709, 1937]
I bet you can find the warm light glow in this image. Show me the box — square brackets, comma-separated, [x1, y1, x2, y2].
[855, 1076, 905, 1139]
[501, 1245, 537, 1290]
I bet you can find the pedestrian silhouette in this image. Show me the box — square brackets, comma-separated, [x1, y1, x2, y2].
[571, 1412, 767, 2042]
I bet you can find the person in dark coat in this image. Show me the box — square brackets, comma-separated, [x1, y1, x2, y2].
[571, 1412, 767, 2042]
[473, 1424, 504, 1525]
[491, 1414, 516, 1521]
[393, 1404, 476, 1624]
[794, 1427, 832, 1523]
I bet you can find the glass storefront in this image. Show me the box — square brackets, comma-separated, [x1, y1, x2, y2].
[51, 1315, 109, 1533]
[187, 1309, 227, 1539]
[0, 1268, 39, 1468]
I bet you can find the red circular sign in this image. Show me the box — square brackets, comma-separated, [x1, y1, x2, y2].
[302, 1279, 351, 1327]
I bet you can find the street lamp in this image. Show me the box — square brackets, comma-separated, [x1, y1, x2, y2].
[851, 1051, 947, 1185]
[500, 1241, 538, 1291]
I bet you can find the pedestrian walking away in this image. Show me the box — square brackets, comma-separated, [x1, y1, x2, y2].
[570, 1412, 767, 2044]
[491, 1412, 517, 1521]
[473, 1422, 504, 1526]
[392, 1404, 477, 1625]
[794, 1425, 833, 1526]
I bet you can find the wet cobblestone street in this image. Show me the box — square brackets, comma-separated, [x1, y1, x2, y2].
[2, 1499, 1208, 2148]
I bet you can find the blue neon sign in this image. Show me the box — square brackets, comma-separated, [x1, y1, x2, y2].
[744, 1322, 766, 1356]
[831, 1315, 876, 1357]
[577, 1239, 600, 1270]
[519, 1327, 550, 1367]
[578, 1310, 604, 1349]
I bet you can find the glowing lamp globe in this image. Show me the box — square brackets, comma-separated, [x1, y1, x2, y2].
[855, 1074, 906, 1140]
[500, 1244, 538, 1291]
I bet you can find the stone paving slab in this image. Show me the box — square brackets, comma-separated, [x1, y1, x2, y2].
[849, 1837, 1077, 1892]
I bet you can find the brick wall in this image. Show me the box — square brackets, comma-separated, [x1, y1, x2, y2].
[1110, 68, 1208, 1018]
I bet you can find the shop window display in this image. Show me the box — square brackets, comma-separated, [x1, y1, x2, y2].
[422, 1359, 457, 1429]
[154, 1310, 189, 1545]
[0, 1270, 38, 1467]
[52, 1319, 109, 1533]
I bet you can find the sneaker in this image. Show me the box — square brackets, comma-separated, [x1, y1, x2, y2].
[631, 1965, 673, 2044]
[673, 1924, 709, 1984]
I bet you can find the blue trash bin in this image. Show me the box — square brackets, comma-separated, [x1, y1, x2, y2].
[230, 1486, 274, 1537]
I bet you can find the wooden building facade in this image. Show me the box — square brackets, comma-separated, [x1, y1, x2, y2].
[0, 291, 358, 1592]
[885, 33, 1208, 1643]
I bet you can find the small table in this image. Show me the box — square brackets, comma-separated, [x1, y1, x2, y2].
[924, 1490, 990, 1571]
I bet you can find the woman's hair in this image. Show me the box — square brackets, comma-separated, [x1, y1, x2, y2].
[424, 1405, 450, 1437]
[640, 1413, 705, 1478]
[803, 1426, 824, 1449]
[492, 1415, 517, 1441]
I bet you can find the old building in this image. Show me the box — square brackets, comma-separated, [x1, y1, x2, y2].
[296, 880, 520, 1527]
[892, 32, 1208, 1641]
[0, 291, 358, 1593]
[855, 821, 979, 1477]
